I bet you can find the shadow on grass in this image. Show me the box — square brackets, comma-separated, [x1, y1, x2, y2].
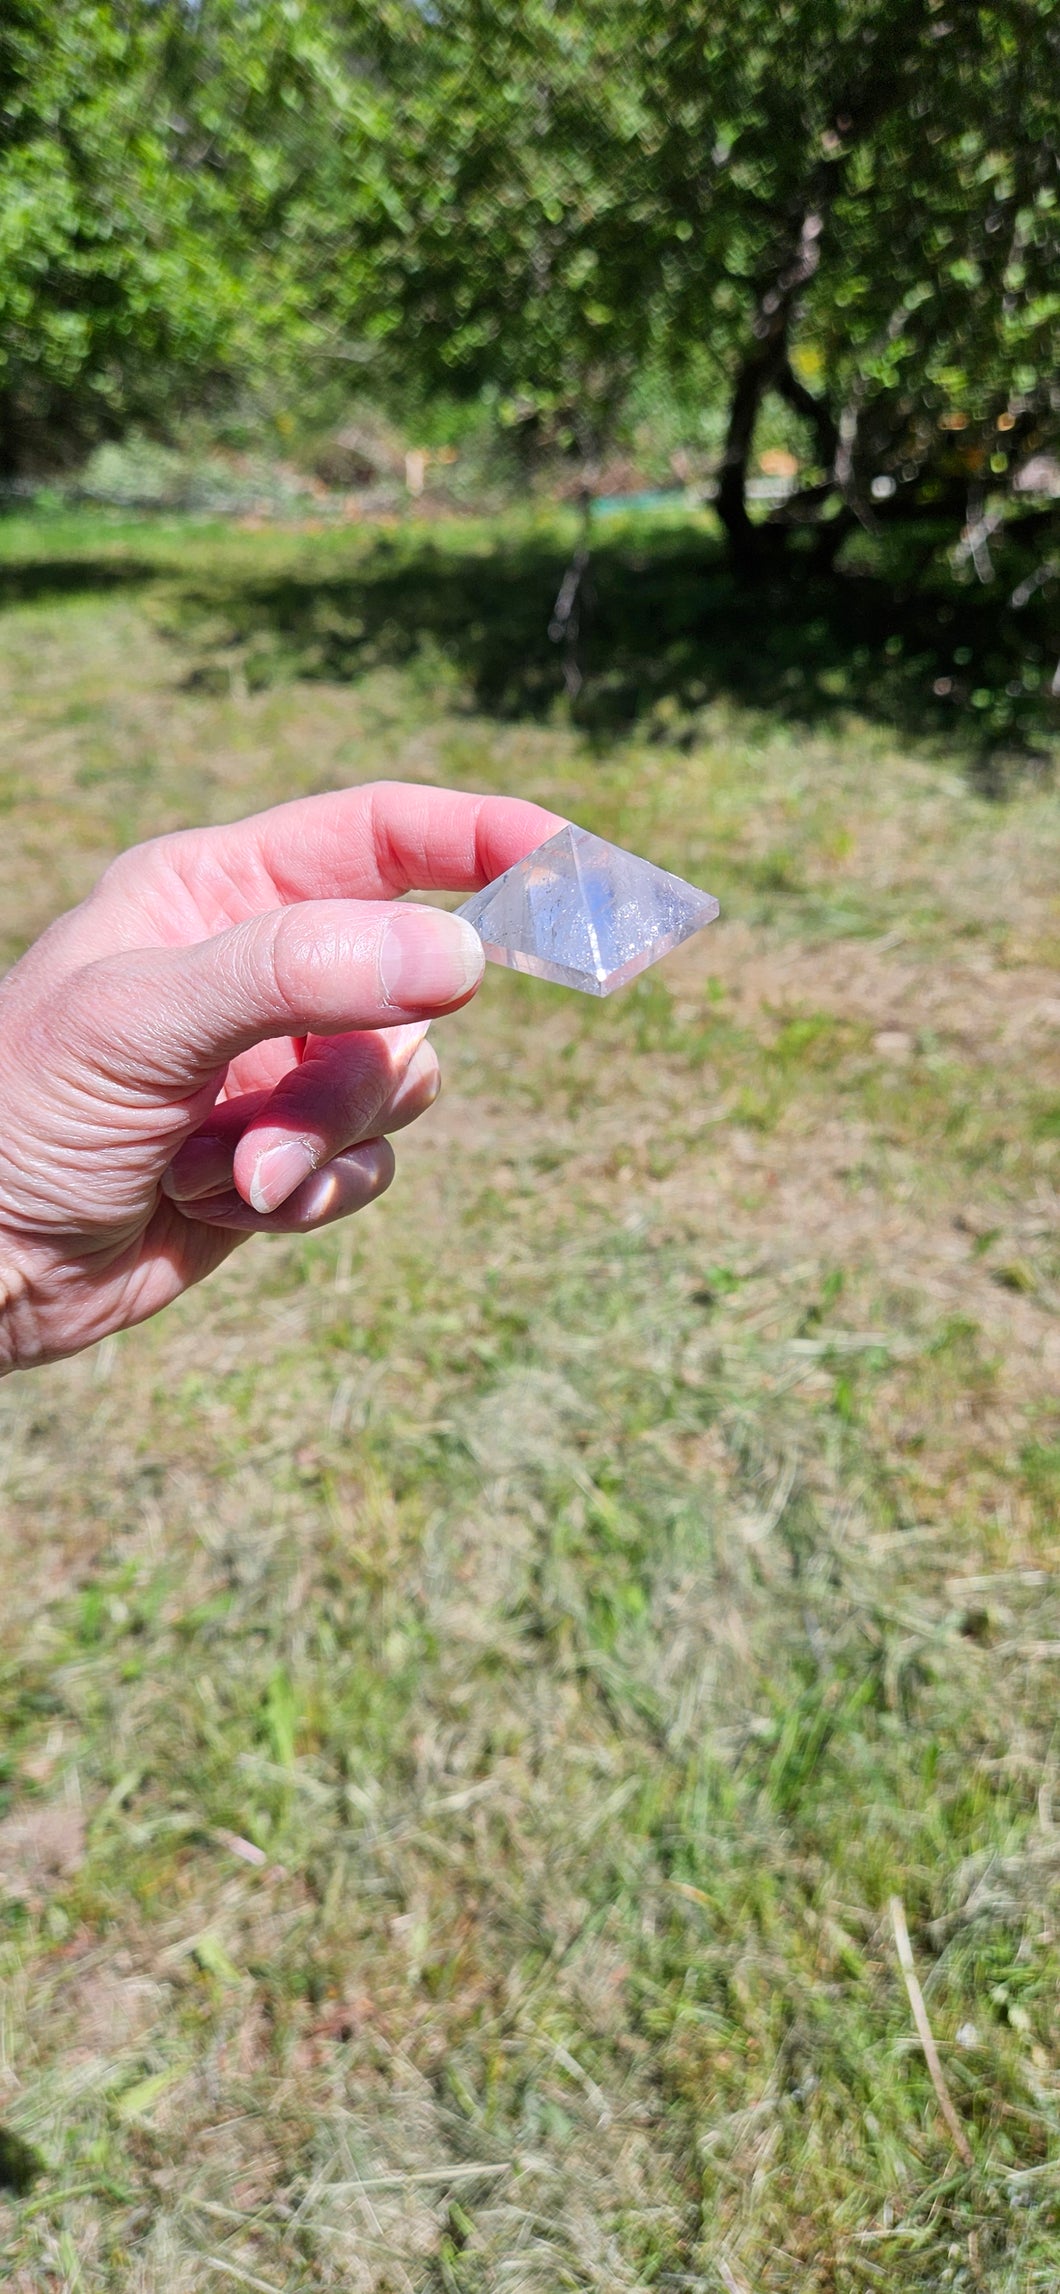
[167, 521, 1058, 775]
[0, 558, 158, 610]
[3, 517, 1057, 773]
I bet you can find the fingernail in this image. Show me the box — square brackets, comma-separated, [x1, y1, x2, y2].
[379, 908, 484, 1011]
[161, 1134, 230, 1202]
[248, 1138, 317, 1214]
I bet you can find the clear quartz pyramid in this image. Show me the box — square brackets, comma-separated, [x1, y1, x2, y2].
[458, 824, 719, 997]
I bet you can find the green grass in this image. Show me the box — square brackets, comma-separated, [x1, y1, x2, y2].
[0, 510, 1058, 2291]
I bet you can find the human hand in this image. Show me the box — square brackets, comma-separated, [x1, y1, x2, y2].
[0, 782, 563, 1372]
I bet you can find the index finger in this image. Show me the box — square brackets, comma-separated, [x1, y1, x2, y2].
[135, 784, 568, 918]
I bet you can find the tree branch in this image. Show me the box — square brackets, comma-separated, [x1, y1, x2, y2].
[774, 357, 838, 471]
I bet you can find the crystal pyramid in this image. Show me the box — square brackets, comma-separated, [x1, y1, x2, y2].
[458, 824, 719, 997]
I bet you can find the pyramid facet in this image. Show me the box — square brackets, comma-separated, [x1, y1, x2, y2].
[458, 825, 719, 997]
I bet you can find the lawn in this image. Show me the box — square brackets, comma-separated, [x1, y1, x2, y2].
[0, 507, 1058, 2292]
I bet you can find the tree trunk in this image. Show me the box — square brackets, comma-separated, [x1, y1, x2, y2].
[0, 392, 21, 484]
[715, 212, 825, 575]
[715, 0, 936, 575]
[716, 349, 782, 573]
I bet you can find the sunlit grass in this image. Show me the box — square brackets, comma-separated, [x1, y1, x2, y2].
[0, 512, 1057, 2290]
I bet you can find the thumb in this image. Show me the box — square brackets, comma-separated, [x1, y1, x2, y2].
[64, 901, 484, 1097]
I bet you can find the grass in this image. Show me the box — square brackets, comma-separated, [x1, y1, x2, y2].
[0, 507, 1058, 2291]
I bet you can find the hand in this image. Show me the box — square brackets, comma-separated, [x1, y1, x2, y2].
[0, 782, 562, 1371]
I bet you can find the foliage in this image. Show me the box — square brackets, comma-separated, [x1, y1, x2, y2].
[5, 0, 1060, 605]
[0, 0, 374, 473]
[0, 0, 229, 471]
[337, 0, 1060, 565]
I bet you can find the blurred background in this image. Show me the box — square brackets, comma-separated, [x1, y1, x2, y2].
[0, 5, 1058, 2289]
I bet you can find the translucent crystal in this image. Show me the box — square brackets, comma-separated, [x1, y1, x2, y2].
[458, 824, 719, 997]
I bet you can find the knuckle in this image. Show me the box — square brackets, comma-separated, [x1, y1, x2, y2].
[263, 907, 314, 1019]
[93, 832, 167, 899]
[345, 1140, 395, 1209]
[30, 953, 137, 1080]
[74, 948, 153, 1038]
[209, 910, 301, 1036]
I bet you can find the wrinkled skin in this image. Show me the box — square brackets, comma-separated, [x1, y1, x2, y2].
[0, 782, 562, 1371]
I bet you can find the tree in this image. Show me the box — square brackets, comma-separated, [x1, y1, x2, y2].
[7, 0, 1059, 598]
[0, 1, 225, 473]
[0, 0, 367, 475]
[335, 0, 1060, 572]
